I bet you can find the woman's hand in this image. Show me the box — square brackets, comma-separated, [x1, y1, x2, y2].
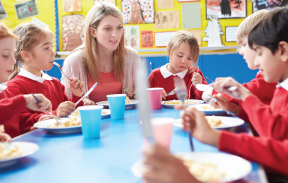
[83, 98, 95, 105]
[142, 145, 200, 183]
[191, 73, 202, 86]
[56, 101, 75, 117]
[210, 93, 241, 115]
[211, 77, 252, 100]
[23, 94, 52, 113]
[70, 77, 85, 97]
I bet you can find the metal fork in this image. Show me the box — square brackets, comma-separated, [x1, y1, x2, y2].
[122, 87, 135, 98]
[54, 62, 84, 96]
[32, 94, 62, 126]
[173, 77, 194, 152]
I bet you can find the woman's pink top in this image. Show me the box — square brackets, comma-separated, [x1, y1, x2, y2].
[87, 71, 122, 103]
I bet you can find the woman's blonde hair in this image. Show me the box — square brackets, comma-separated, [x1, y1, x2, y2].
[9, 22, 54, 80]
[70, 2, 125, 83]
[167, 30, 199, 68]
[236, 9, 269, 44]
[0, 23, 18, 40]
[71, 2, 126, 82]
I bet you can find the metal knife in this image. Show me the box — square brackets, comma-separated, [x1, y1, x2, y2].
[75, 82, 98, 106]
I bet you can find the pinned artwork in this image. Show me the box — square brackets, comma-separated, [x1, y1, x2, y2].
[94, 0, 116, 5]
[124, 26, 140, 50]
[182, 3, 201, 29]
[121, 0, 154, 24]
[206, 0, 246, 19]
[154, 10, 179, 29]
[252, 0, 288, 12]
[155, 31, 177, 47]
[141, 31, 153, 48]
[157, 0, 174, 9]
[63, 0, 81, 12]
[203, 16, 224, 47]
[62, 14, 85, 51]
[14, 0, 39, 20]
[0, 1, 7, 20]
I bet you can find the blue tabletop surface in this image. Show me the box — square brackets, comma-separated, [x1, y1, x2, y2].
[0, 108, 266, 183]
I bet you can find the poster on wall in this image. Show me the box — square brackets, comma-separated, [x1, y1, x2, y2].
[155, 31, 176, 47]
[252, 0, 288, 12]
[154, 10, 179, 29]
[94, 0, 116, 5]
[121, 0, 154, 24]
[14, 0, 39, 20]
[62, 14, 85, 51]
[63, 0, 81, 12]
[124, 26, 140, 50]
[157, 0, 174, 9]
[206, 0, 246, 19]
[141, 31, 153, 48]
[225, 26, 238, 42]
[0, 1, 7, 20]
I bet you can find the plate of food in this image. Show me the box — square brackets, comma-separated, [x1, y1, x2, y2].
[0, 141, 39, 168]
[71, 109, 111, 119]
[131, 152, 252, 182]
[173, 116, 244, 129]
[191, 104, 227, 115]
[96, 97, 138, 110]
[161, 99, 204, 108]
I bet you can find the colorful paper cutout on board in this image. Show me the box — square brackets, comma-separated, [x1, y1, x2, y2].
[206, 0, 246, 19]
[252, 0, 288, 12]
[141, 31, 153, 48]
[154, 10, 179, 29]
[14, 0, 39, 20]
[62, 14, 85, 51]
[187, 30, 201, 45]
[121, 0, 154, 24]
[157, 0, 174, 9]
[124, 26, 140, 50]
[0, 1, 8, 21]
[203, 16, 224, 47]
[95, 0, 116, 5]
[182, 3, 201, 29]
[63, 0, 81, 12]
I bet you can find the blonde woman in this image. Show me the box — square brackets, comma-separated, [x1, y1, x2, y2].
[61, 2, 139, 103]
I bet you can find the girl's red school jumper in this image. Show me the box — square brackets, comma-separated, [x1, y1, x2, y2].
[148, 64, 207, 100]
[7, 69, 83, 133]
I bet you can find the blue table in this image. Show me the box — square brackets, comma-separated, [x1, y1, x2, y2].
[0, 108, 267, 183]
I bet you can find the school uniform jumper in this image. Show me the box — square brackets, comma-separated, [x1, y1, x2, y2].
[7, 69, 83, 133]
[148, 64, 207, 100]
[0, 84, 26, 138]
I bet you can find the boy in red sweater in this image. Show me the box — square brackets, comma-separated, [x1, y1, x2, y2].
[0, 23, 52, 138]
[148, 30, 207, 100]
[141, 8, 288, 183]
[6, 23, 92, 133]
[202, 10, 277, 122]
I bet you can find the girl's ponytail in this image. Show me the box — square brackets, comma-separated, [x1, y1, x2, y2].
[9, 61, 20, 80]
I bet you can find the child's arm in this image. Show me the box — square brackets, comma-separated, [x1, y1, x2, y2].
[180, 106, 288, 175]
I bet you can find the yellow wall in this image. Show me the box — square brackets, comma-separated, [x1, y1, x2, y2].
[0, 0, 56, 49]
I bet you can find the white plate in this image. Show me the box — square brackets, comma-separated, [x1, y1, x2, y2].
[0, 142, 39, 168]
[162, 100, 204, 108]
[192, 104, 227, 115]
[173, 116, 244, 129]
[96, 100, 139, 110]
[101, 109, 111, 119]
[131, 152, 252, 182]
[34, 118, 82, 134]
[196, 84, 213, 91]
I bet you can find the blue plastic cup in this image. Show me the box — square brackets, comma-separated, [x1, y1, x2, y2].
[107, 94, 126, 120]
[78, 105, 103, 139]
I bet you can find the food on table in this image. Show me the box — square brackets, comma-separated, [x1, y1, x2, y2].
[199, 105, 222, 110]
[48, 116, 81, 128]
[205, 116, 225, 127]
[125, 96, 131, 104]
[162, 100, 197, 105]
[177, 155, 226, 182]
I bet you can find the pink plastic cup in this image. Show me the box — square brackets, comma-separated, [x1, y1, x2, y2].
[143, 118, 174, 149]
[147, 88, 163, 110]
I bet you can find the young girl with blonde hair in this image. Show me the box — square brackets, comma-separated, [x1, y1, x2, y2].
[148, 30, 207, 100]
[7, 22, 85, 133]
[61, 2, 139, 103]
[0, 23, 52, 137]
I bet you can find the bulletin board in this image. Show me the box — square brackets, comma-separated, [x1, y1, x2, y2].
[55, 0, 253, 54]
[0, 0, 56, 50]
